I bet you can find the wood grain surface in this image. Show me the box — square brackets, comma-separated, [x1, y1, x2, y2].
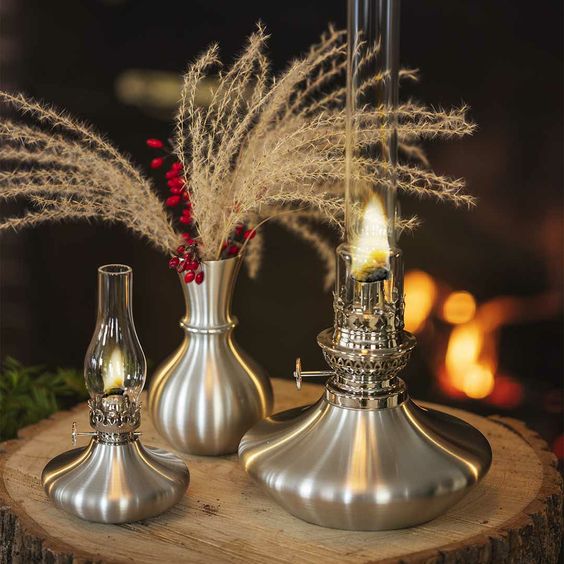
[1, 378, 562, 563]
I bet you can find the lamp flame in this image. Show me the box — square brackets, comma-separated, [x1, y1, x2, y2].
[103, 348, 125, 393]
[351, 196, 390, 282]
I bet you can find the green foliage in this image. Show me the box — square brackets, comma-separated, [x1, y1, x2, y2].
[0, 357, 88, 441]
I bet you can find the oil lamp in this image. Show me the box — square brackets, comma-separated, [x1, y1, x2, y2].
[42, 264, 189, 524]
[238, 0, 492, 530]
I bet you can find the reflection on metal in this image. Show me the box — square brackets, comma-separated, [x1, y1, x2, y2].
[240, 398, 491, 530]
[149, 256, 273, 455]
[240, 246, 492, 530]
[42, 440, 189, 524]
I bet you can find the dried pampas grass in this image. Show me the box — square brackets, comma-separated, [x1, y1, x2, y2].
[0, 23, 474, 286]
[174, 23, 474, 276]
[0, 92, 178, 253]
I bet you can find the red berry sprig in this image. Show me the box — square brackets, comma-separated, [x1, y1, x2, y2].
[146, 137, 203, 276]
[219, 223, 257, 259]
[168, 243, 205, 285]
[147, 137, 256, 277]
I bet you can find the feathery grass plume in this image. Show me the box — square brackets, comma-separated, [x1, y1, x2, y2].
[174, 24, 474, 265]
[0, 24, 474, 288]
[0, 93, 179, 253]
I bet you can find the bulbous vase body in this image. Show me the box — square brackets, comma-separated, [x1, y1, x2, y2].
[149, 256, 273, 455]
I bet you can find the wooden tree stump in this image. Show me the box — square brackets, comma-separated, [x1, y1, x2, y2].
[1, 379, 562, 563]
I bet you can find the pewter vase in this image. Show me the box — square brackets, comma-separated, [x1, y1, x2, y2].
[149, 256, 273, 455]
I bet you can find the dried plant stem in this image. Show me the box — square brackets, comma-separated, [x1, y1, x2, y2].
[0, 24, 474, 289]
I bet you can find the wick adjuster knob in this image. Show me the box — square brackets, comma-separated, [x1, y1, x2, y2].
[71, 422, 96, 446]
[293, 357, 333, 391]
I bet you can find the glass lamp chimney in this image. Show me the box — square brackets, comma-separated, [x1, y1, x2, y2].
[84, 264, 146, 403]
[336, 0, 403, 349]
[345, 0, 400, 267]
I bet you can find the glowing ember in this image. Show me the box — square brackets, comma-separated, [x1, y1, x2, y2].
[552, 435, 564, 460]
[487, 375, 524, 409]
[350, 196, 390, 282]
[404, 270, 438, 333]
[443, 291, 477, 325]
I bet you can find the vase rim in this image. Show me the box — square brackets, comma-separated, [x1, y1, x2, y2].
[200, 255, 241, 266]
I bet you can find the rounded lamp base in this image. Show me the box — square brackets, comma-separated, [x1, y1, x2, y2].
[239, 397, 492, 531]
[42, 439, 189, 524]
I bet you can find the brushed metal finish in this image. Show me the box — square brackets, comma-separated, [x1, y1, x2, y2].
[149, 256, 273, 455]
[42, 438, 189, 524]
[239, 395, 492, 530]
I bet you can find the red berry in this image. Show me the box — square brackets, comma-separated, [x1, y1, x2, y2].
[228, 244, 239, 256]
[181, 233, 194, 244]
[176, 245, 185, 254]
[172, 161, 183, 171]
[181, 191, 190, 201]
[150, 157, 164, 169]
[167, 178, 184, 189]
[166, 196, 181, 207]
[244, 229, 256, 240]
[169, 186, 182, 195]
[165, 169, 179, 179]
[146, 138, 163, 148]
[168, 257, 179, 269]
[234, 224, 244, 236]
[184, 271, 195, 283]
[195, 271, 204, 285]
[179, 216, 191, 225]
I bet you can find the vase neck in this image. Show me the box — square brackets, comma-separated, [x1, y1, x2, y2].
[180, 256, 241, 332]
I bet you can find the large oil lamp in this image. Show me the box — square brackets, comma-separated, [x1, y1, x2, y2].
[238, 0, 492, 530]
[42, 264, 189, 524]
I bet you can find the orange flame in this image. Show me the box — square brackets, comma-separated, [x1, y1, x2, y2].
[404, 270, 526, 403]
[404, 270, 438, 333]
[444, 321, 495, 399]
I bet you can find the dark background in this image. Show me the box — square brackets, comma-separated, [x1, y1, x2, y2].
[1, 1, 562, 459]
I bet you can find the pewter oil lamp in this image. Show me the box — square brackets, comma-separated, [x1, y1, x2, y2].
[42, 264, 189, 524]
[239, 0, 492, 530]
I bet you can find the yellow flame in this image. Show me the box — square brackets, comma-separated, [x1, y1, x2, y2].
[443, 291, 477, 325]
[351, 196, 390, 281]
[404, 270, 438, 333]
[103, 348, 125, 392]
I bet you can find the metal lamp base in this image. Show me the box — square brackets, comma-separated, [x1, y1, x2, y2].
[239, 393, 492, 530]
[42, 438, 189, 524]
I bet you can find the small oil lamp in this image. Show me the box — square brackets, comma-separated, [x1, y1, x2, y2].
[238, 0, 492, 530]
[42, 264, 189, 524]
